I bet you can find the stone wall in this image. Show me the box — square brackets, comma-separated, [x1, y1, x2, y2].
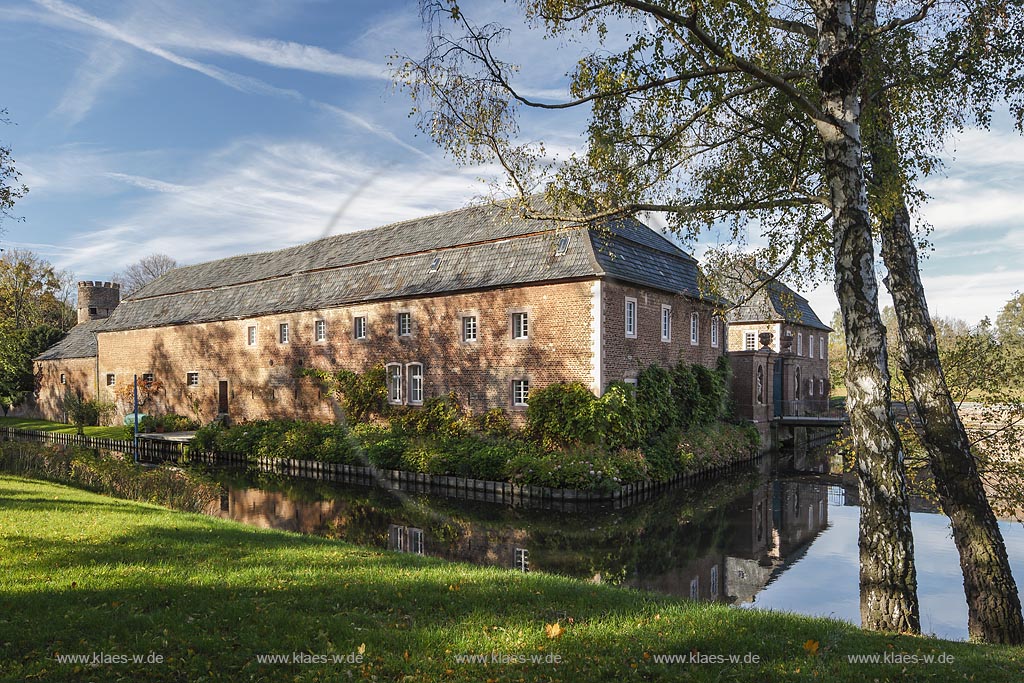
[33, 358, 95, 421]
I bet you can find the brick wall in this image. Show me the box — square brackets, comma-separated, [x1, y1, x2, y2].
[91, 280, 597, 424]
[601, 280, 724, 385]
[728, 321, 830, 408]
[33, 358, 95, 421]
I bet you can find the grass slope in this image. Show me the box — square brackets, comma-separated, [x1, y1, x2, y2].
[1, 474, 1021, 682]
[0, 417, 127, 439]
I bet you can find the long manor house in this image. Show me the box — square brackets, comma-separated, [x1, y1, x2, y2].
[33, 204, 831, 427]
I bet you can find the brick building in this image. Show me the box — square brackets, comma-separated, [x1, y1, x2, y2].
[33, 204, 727, 424]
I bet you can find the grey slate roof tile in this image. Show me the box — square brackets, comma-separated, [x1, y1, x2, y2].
[34, 320, 103, 360]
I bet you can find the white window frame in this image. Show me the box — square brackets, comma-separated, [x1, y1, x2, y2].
[407, 363, 424, 405]
[744, 331, 757, 350]
[624, 377, 638, 387]
[353, 315, 366, 340]
[246, 325, 257, 346]
[820, 336, 826, 359]
[462, 315, 477, 342]
[690, 577, 700, 600]
[625, 297, 637, 338]
[314, 319, 327, 342]
[809, 334, 815, 359]
[514, 547, 529, 572]
[797, 332, 803, 356]
[386, 363, 403, 405]
[661, 304, 672, 342]
[60, 373, 66, 385]
[142, 372, 155, 385]
[408, 527, 425, 555]
[690, 312, 699, 345]
[512, 311, 529, 340]
[512, 378, 530, 407]
[279, 322, 289, 344]
[105, 373, 116, 387]
[710, 317, 719, 348]
[819, 378, 825, 397]
[397, 311, 412, 337]
[186, 371, 200, 388]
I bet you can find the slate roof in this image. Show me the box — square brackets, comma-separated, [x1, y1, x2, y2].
[725, 272, 831, 331]
[34, 320, 103, 361]
[39, 203, 712, 359]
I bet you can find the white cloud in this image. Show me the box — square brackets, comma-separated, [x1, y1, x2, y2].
[48, 138, 495, 277]
[178, 36, 388, 80]
[51, 40, 127, 126]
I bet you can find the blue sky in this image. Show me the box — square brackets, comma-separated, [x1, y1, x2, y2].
[1, 0, 1021, 325]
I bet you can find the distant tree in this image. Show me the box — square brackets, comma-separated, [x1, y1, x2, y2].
[0, 323, 64, 414]
[0, 250, 75, 331]
[112, 254, 178, 297]
[996, 292, 1024, 386]
[1, 108, 28, 230]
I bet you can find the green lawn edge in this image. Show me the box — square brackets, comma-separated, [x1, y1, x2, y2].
[0, 416, 127, 439]
[1, 474, 1021, 682]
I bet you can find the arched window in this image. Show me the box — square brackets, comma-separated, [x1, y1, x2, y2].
[407, 363, 424, 405]
[756, 365, 764, 404]
[386, 363, 403, 404]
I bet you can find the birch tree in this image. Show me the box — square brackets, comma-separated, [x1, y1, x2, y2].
[398, 0, 1022, 638]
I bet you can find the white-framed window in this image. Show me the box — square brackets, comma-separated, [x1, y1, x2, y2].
[625, 297, 637, 338]
[247, 325, 257, 346]
[690, 312, 699, 345]
[661, 304, 672, 342]
[512, 379, 530, 406]
[279, 323, 289, 344]
[512, 312, 529, 340]
[514, 547, 530, 572]
[710, 317, 719, 347]
[809, 334, 815, 359]
[314, 319, 326, 342]
[408, 527, 425, 555]
[797, 332, 803, 356]
[353, 316, 366, 340]
[397, 312, 412, 337]
[820, 336, 826, 359]
[555, 235, 570, 256]
[60, 373, 66, 385]
[407, 363, 423, 405]
[462, 315, 477, 342]
[710, 564, 719, 596]
[105, 373, 116, 387]
[386, 364, 403, 404]
[744, 331, 757, 350]
[819, 378, 825, 396]
[142, 372, 155, 384]
[186, 372, 200, 387]
[690, 577, 700, 600]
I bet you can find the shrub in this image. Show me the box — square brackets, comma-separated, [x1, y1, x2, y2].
[593, 382, 644, 449]
[472, 407, 514, 438]
[392, 394, 469, 440]
[677, 423, 760, 473]
[139, 413, 200, 433]
[301, 365, 387, 421]
[526, 382, 598, 447]
[637, 365, 678, 437]
[62, 391, 115, 433]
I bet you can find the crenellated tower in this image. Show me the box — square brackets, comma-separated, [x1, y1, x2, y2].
[77, 281, 121, 324]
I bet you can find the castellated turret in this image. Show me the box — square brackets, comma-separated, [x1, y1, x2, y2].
[77, 281, 121, 324]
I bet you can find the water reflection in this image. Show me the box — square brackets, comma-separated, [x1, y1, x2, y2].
[205, 457, 1024, 641]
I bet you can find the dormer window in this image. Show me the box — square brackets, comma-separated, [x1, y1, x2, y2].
[428, 256, 441, 272]
[555, 235, 570, 256]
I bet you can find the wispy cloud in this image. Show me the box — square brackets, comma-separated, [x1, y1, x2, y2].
[46, 138, 492, 276]
[32, 0, 302, 99]
[316, 102, 431, 160]
[180, 36, 387, 80]
[51, 40, 127, 126]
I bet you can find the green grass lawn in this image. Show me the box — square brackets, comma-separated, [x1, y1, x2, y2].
[1, 476, 1021, 682]
[0, 416, 127, 439]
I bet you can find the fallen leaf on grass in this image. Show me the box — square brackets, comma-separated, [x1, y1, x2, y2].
[545, 622, 564, 639]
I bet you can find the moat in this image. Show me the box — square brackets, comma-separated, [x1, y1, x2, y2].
[202, 451, 1024, 642]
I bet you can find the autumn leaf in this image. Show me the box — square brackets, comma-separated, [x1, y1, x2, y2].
[803, 639, 820, 656]
[545, 622, 564, 639]
[357, 643, 366, 655]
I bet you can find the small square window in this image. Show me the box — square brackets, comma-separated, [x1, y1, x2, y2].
[397, 312, 412, 337]
[247, 325, 257, 346]
[625, 297, 637, 338]
[512, 312, 529, 340]
[512, 379, 530, 406]
[60, 373, 66, 385]
[354, 316, 366, 340]
[105, 373, 116, 386]
[88, 307, 97, 315]
[279, 323, 290, 344]
[661, 305, 672, 342]
[314, 319, 326, 342]
[186, 372, 200, 387]
[142, 373, 155, 384]
[462, 315, 477, 342]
